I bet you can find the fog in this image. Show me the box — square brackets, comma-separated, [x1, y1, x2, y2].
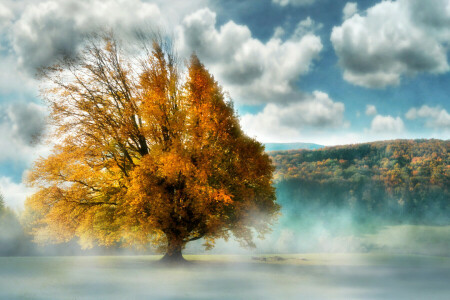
[1, 183, 449, 257]
[184, 200, 450, 257]
[1, 255, 449, 300]
[1, 177, 449, 299]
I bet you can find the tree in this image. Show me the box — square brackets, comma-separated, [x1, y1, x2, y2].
[0, 191, 4, 212]
[0, 190, 35, 256]
[25, 32, 279, 262]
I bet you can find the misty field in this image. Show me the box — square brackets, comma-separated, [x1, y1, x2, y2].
[1, 254, 449, 300]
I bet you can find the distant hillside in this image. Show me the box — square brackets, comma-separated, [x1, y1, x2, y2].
[264, 142, 323, 152]
[269, 139, 449, 225]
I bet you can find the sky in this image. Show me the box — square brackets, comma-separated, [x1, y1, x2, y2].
[0, 0, 449, 209]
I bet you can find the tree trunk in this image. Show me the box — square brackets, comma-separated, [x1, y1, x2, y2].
[160, 234, 187, 264]
[161, 248, 185, 263]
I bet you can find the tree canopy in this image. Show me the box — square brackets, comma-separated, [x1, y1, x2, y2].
[25, 33, 279, 261]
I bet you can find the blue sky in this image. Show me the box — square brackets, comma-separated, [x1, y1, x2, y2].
[0, 0, 449, 209]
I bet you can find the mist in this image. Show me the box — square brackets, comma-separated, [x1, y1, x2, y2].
[1, 172, 448, 257]
[0, 179, 449, 300]
[1, 255, 449, 300]
[182, 181, 450, 257]
[1, 140, 449, 299]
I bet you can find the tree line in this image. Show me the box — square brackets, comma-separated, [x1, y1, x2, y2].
[270, 139, 449, 226]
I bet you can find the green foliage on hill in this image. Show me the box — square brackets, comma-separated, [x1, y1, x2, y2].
[270, 139, 450, 225]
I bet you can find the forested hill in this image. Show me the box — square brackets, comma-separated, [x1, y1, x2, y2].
[269, 139, 449, 225]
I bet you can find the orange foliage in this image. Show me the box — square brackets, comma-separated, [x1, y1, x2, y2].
[25, 33, 279, 257]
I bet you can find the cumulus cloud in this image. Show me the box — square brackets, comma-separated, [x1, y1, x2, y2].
[177, 9, 323, 104]
[331, 0, 450, 88]
[0, 102, 49, 165]
[0, 55, 37, 95]
[365, 104, 377, 116]
[5, 3, 324, 105]
[0, 103, 50, 209]
[405, 105, 450, 130]
[343, 2, 358, 20]
[370, 115, 405, 134]
[0, 2, 13, 30]
[6, 102, 47, 144]
[293, 17, 323, 38]
[272, 0, 317, 7]
[240, 91, 346, 142]
[10, 0, 162, 73]
[152, 0, 208, 28]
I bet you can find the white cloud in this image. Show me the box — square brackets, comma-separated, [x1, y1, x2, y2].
[370, 115, 405, 134]
[272, 26, 285, 39]
[272, 0, 317, 7]
[293, 17, 323, 38]
[0, 55, 37, 95]
[177, 9, 323, 104]
[365, 104, 377, 116]
[152, 0, 208, 29]
[0, 176, 34, 210]
[331, 0, 450, 88]
[5, 3, 324, 105]
[11, 0, 162, 73]
[343, 2, 358, 20]
[1, 0, 212, 72]
[406, 105, 450, 130]
[0, 2, 13, 30]
[240, 91, 346, 142]
[0, 102, 52, 211]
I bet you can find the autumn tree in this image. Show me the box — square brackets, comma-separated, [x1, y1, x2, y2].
[25, 32, 279, 262]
